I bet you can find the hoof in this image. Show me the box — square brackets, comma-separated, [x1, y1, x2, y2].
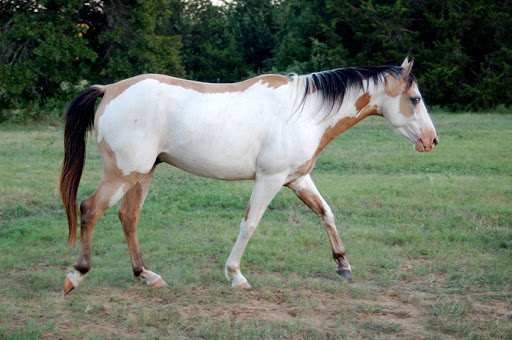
[234, 281, 252, 291]
[336, 268, 353, 282]
[64, 271, 84, 295]
[64, 276, 75, 295]
[140, 268, 167, 287]
[149, 277, 168, 287]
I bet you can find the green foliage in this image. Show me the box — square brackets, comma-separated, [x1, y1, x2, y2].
[274, 0, 347, 72]
[177, 0, 246, 82]
[97, 0, 185, 80]
[410, 0, 512, 111]
[227, 0, 279, 74]
[0, 0, 96, 120]
[326, 0, 512, 111]
[1, 0, 511, 120]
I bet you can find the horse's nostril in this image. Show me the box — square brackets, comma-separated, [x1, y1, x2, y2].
[433, 137, 439, 145]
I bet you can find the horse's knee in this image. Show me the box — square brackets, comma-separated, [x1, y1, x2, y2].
[240, 220, 258, 237]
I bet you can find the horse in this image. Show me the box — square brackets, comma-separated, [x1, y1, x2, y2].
[60, 57, 438, 294]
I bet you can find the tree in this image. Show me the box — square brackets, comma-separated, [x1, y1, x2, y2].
[226, 0, 280, 74]
[0, 0, 96, 117]
[325, 0, 512, 110]
[413, 0, 512, 110]
[175, 0, 246, 82]
[1, 0, 511, 118]
[274, 0, 348, 73]
[96, 0, 185, 81]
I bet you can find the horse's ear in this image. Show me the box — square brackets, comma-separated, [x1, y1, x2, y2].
[401, 57, 414, 79]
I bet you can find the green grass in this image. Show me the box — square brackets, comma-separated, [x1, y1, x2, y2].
[0, 113, 511, 339]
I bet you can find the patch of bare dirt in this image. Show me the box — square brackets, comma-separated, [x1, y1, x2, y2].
[356, 292, 428, 337]
[398, 259, 433, 272]
[3, 271, 509, 339]
[164, 282, 432, 338]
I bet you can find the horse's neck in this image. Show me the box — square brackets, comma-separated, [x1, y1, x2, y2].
[311, 88, 379, 153]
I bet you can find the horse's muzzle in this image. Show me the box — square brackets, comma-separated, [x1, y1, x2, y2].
[415, 134, 439, 152]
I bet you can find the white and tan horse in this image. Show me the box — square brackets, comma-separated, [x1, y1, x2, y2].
[60, 57, 438, 294]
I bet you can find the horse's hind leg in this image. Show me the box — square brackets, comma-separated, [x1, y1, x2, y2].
[286, 174, 352, 280]
[64, 172, 143, 294]
[118, 166, 167, 287]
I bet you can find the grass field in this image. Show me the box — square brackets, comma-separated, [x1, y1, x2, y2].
[0, 113, 511, 339]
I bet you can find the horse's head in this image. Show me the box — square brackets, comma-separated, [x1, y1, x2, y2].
[377, 57, 438, 152]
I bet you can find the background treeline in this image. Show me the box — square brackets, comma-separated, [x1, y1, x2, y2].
[1, 0, 511, 121]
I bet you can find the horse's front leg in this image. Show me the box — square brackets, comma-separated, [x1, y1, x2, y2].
[286, 174, 352, 280]
[225, 174, 285, 289]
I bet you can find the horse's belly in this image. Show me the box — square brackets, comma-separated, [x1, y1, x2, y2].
[158, 146, 257, 180]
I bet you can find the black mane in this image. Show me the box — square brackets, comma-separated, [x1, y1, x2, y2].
[294, 66, 416, 118]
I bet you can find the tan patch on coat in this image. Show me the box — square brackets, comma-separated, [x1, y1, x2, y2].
[259, 75, 292, 89]
[244, 203, 251, 222]
[295, 106, 380, 176]
[324, 224, 345, 255]
[296, 189, 326, 217]
[384, 75, 402, 97]
[92, 74, 291, 142]
[399, 95, 414, 117]
[97, 139, 123, 177]
[295, 158, 317, 177]
[385, 75, 418, 117]
[101, 74, 291, 103]
[97, 140, 148, 184]
[355, 93, 371, 111]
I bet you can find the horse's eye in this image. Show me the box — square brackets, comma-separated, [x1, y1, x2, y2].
[410, 97, 421, 106]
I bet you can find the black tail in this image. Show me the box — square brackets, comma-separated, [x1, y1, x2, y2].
[59, 86, 105, 247]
